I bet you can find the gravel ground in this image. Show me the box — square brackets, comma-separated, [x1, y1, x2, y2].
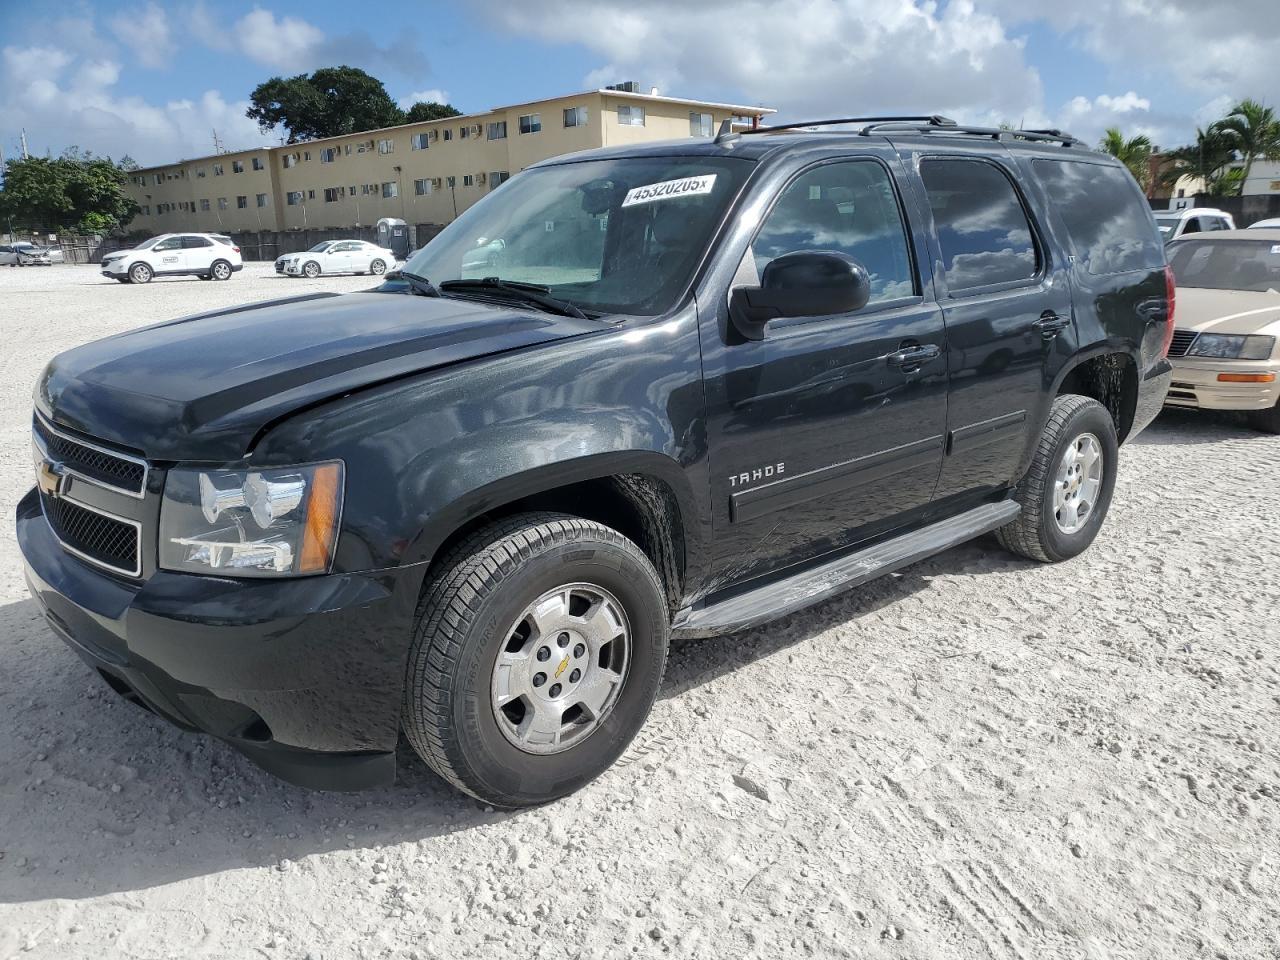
[1, 264, 1278, 960]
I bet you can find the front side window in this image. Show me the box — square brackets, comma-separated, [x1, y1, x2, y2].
[618, 105, 645, 127]
[1032, 160, 1163, 275]
[519, 113, 541, 135]
[405, 155, 753, 316]
[920, 158, 1039, 292]
[750, 160, 916, 306]
[564, 106, 588, 128]
[689, 112, 713, 137]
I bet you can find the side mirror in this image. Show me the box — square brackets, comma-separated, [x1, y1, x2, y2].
[729, 251, 872, 341]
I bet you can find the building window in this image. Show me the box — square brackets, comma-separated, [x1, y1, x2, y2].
[689, 112, 713, 137]
[381, 181, 398, 198]
[463, 174, 474, 187]
[286, 191, 303, 205]
[442, 128, 453, 142]
[486, 121, 507, 140]
[257, 193, 269, 207]
[196, 168, 206, 179]
[489, 170, 510, 191]
[282, 154, 296, 169]
[519, 113, 541, 135]
[446, 176, 456, 188]
[350, 184, 356, 195]
[252, 157, 264, 170]
[304, 151, 311, 161]
[378, 139, 394, 154]
[141, 205, 150, 215]
[232, 160, 244, 173]
[414, 178, 431, 196]
[213, 164, 224, 176]
[324, 187, 341, 202]
[236, 195, 247, 209]
[563, 106, 588, 128]
[217, 197, 228, 210]
[411, 132, 430, 150]
[321, 147, 337, 163]
[199, 198, 210, 211]
[459, 125, 470, 140]
[153, 173, 163, 185]
[618, 105, 645, 126]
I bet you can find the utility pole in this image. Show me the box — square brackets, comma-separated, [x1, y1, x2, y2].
[212, 129, 225, 155]
[20, 128, 29, 159]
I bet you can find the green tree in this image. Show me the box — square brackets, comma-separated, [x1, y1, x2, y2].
[404, 100, 462, 123]
[0, 150, 138, 234]
[246, 66, 407, 142]
[1099, 127, 1155, 190]
[1156, 126, 1236, 194]
[1212, 99, 1280, 196]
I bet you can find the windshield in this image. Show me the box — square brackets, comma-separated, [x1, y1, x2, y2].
[1168, 239, 1280, 292]
[1155, 217, 1180, 237]
[137, 236, 166, 249]
[308, 241, 335, 253]
[404, 156, 754, 316]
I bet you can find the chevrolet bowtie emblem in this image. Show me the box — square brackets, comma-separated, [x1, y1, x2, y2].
[36, 459, 67, 498]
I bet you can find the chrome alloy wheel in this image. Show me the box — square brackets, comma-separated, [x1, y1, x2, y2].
[491, 583, 631, 755]
[1053, 432, 1104, 535]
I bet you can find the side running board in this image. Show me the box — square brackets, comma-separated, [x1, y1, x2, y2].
[671, 500, 1020, 639]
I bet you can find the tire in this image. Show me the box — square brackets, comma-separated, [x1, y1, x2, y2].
[1247, 399, 1280, 434]
[402, 512, 670, 807]
[210, 260, 232, 281]
[303, 260, 321, 279]
[369, 258, 387, 276]
[129, 262, 153, 284]
[996, 394, 1119, 563]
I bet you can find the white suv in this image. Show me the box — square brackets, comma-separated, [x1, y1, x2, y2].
[100, 233, 244, 283]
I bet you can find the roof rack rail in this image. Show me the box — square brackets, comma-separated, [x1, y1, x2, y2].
[718, 114, 1082, 148]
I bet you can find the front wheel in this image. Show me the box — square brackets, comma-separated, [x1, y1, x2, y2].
[996, 394, 1119, 563]
[369, 258, 387, 276]
[303, 261, 321, 279]
[129, 262, 153, 284]
[402, 513, 670, 807]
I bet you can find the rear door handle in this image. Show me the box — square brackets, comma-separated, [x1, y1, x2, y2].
[887, 343, 941, 369]
[1035, 312, 1071, 339]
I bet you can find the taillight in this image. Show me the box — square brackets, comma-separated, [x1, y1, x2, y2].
[233, 246, 241, 254]
[1160, 264, 1177, 358]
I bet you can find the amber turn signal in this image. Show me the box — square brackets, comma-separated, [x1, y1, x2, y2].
[1216, 372, 1277, 383]
[299, 462, 343, 574]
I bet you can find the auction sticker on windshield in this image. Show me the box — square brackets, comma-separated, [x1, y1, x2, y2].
[621, 175, 717, 208]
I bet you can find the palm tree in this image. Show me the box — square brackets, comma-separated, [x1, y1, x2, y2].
[1156, 126, 1236, 194]
[1099, 127, 1154, 191]
[1212, 99, 1280, 195]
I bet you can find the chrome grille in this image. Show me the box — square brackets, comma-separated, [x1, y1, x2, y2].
[40, 492, 141, 577]
[1167, 329, 1199, 359]
[33, 415, 147, 496]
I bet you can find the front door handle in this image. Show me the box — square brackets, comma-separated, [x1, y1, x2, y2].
[887, 343, 941, 369]
[1035, 312, 1071, 339]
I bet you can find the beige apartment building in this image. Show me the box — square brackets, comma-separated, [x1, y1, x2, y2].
[124, 88, 773, 236]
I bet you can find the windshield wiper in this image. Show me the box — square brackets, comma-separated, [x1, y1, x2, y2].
[438, 277, 590, 320]
[389, 269, 440, 298]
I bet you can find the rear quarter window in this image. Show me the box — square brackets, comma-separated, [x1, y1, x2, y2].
[1033, 160, 1164, 275]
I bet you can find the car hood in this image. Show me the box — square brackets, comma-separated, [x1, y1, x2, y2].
[37, 291, 602, 461]
[1175, 287, 1280, 336]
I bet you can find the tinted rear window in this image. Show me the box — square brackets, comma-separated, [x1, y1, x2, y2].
[1033, 160, 1164, 275]
[920, 158, 1039, 292]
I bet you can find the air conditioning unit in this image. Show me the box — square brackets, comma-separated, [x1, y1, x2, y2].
[428, 130, 439, 142]
[430, 177, 443, 189]
[470, 124, 482, 137]
[476, 172, 487, 185]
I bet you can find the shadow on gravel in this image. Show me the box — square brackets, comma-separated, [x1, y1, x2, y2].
[1131, 408, 1267, 445]
[0, 536, 1031, 903]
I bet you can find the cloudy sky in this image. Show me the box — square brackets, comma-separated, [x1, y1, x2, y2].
[1, 0, 1277, 166]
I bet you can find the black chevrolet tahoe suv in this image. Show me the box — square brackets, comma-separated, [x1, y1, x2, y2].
[19, 116, 1174, 807]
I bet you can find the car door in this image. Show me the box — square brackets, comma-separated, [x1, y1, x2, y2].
[0, 246, 13, 266]
[906, 151, 1074, 501]
[150, 236, 186, 273]
[180, 235, 215, 272]
[699, 152, 949, 586]
[327, 242, 356, 273]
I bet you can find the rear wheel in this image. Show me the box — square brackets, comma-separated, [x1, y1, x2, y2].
[997, 394, 1119, 563]
[1247, 399, 1280, 434]
[370, 258, 387, 276]
[402, 513, 669, 807]
[303, 261, 321, 279]
[129, 262, 153, 284]
[210, 260, 232, 281]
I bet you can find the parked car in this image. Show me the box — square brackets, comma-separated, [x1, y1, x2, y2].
[0, 241, 64, 266]
[1248, 218, 1280, 230]
[100, 233, 242, 283]
[275, 240, 396, 278]
[1163, 228, 1280, 431]
[19, 116, 1174, 807]
[1154, 207, 1235, 243]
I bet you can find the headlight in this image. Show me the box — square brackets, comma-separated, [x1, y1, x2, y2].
[1186, 334, 1276, 360]
[159, 461, 343, 577]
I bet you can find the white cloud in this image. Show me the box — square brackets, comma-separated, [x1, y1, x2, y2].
[108, 2, 175, 69]
[399, 89, 451, 108]
[234, 7, 326, 71]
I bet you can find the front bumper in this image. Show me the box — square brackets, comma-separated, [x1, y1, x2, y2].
[100, 259, 128, 276]
[17, 487, 424, 791]
[1166, 357, 1280, 411]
